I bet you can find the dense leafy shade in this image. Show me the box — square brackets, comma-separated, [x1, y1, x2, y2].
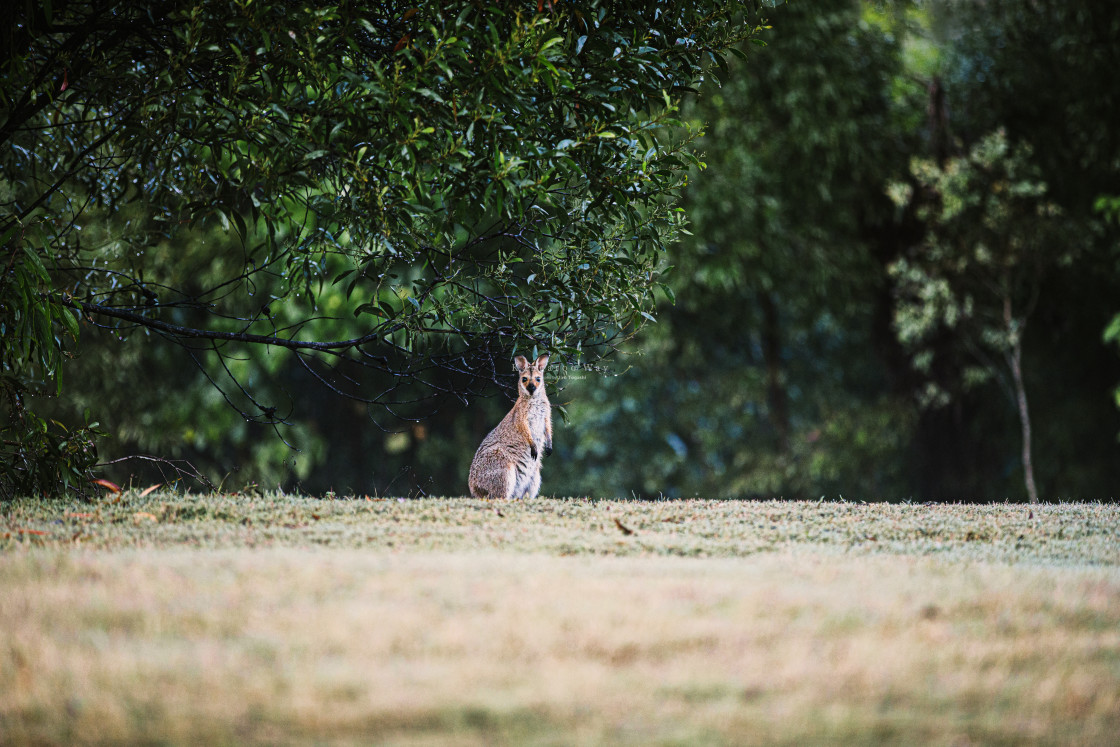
[932, 0, 1120, 497]
[550, 0, 1120, 501]
[551, 0, 918, 499]
[890, 131, 1080, 503]
[0, 0, 769, 496]
[938, 0, 1120, 214]
[890, 133, 1071, 393]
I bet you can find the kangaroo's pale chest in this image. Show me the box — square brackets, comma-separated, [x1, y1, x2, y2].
[526, 397, 549, 443]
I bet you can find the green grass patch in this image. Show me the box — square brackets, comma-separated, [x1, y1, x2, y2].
[3, 493, 1118, 564]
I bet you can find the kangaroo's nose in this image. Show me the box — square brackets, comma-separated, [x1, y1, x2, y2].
[526, 383, 536, 394]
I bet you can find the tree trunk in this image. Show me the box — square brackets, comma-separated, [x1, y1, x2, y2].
[760, 292, 790, 454]
[1005, 297, 1039, 504]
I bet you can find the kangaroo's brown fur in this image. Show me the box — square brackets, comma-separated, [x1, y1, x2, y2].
[468, 355, 552, 500]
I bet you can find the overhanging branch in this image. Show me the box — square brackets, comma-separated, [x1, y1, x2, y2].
[72, 299, 381, 353]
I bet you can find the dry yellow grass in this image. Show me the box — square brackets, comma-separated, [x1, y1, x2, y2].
[2, 495, 1119, 744]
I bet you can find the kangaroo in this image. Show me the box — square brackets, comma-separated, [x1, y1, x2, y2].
[468, 354, 552, 500]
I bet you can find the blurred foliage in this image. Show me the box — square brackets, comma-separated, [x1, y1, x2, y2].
[551, 0, 918, 499]
[937, 0, 1120, 215]
[1098, 198, 1120, 427]
[552, 0, 1120, 501]
[931, 0, 1120, 497]
[889, 130, 1081, 503]
[889, 130, 1078, 406]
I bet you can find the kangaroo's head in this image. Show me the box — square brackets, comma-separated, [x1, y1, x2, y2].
[514, 354, 549, 398]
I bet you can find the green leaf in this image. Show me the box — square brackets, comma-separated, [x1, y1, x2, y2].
[22, 243, 48, 280]
[58, 306, 80, 340]
[657, 282, 676, 304]
[1104, 314, 1120, 344]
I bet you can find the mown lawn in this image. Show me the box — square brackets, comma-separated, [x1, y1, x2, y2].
[2, 493, 1119, 745]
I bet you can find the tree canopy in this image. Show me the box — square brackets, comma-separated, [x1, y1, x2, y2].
[1, 0, 771, 496]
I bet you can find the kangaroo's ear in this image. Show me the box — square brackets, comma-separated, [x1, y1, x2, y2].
[535, 354, 549, 372]
[514, 355, 530, 372]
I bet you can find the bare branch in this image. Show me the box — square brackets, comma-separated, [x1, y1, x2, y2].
[72, 299, 382, 354]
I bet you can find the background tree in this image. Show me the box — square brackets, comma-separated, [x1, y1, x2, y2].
[551, 0, 917, 499]
[1, 0, 771, 497]
[552, 0, 1120, 501]
[889, 131, 1079, 504]
[925, 0, 1120, 498]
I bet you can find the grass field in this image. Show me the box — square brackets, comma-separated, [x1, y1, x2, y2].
[2, 493, 1119, 745]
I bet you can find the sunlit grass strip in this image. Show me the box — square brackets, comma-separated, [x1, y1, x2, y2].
[2, 494, 1118, 566]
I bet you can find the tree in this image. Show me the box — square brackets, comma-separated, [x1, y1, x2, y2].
[1, 1, 771, 497]
[889, 130, 1078, 504]
[1096, 195, 1120, 439]
[920, 0, 1120, 497]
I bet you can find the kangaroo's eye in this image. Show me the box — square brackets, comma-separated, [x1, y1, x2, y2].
[522, 377, 528, 382]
